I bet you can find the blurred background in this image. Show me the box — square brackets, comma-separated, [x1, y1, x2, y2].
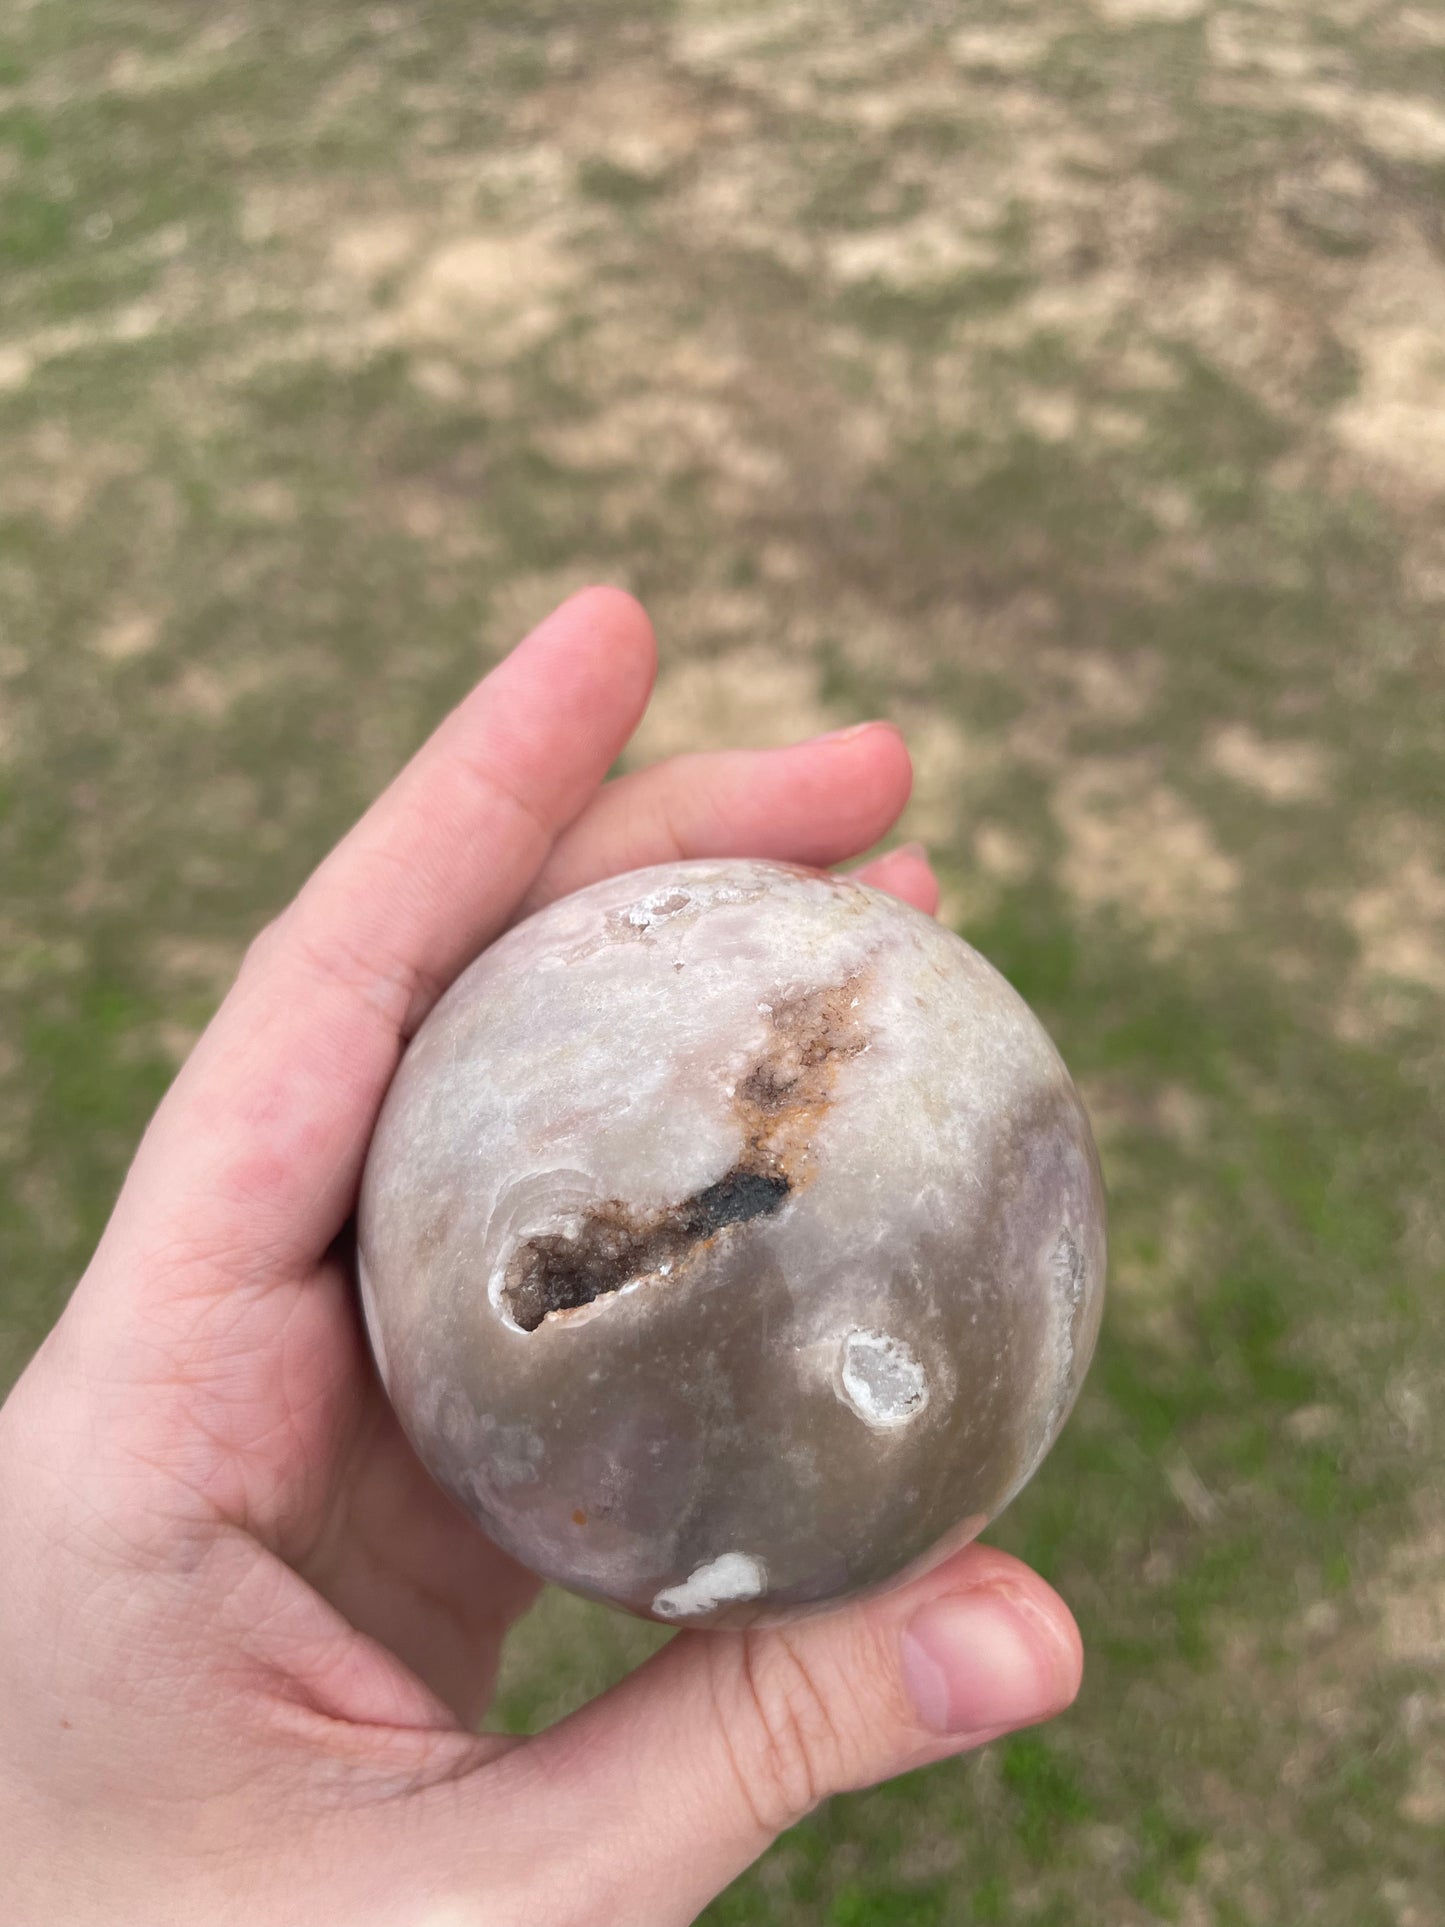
[2, 1, 1443, 1920]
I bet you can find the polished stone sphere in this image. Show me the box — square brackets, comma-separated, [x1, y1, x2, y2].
[357, 858, 1105, 1628]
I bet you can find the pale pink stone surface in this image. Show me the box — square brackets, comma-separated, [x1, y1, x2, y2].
[358, 859, 1105, 1627]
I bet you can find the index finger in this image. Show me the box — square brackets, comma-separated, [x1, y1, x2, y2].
[102, 587, 657, 1289]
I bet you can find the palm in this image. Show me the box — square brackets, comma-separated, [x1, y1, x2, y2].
[283, 1252, 539, 1724]
[125, 1228, 531, 1730]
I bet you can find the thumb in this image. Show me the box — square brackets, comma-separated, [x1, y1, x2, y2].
[504, 1544, 1082, 1926]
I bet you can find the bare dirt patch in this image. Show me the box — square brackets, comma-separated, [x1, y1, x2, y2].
[329, 215, 425, 288]
[398, 228, 584, 361]
[1346, 831, 1445, 996]
[1053, 755, 1240, 952]
[624, 644, 839, 764]
[545, 60, 710, 177]
[1207, 724, 1331, 803]
[1094, 0, 1203, 21]
[1372, 1501, 1445, 1790]
[1332, 231, 1445, 497]
[91, 610, 164, 664]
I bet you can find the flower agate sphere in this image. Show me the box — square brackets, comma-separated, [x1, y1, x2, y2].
[357, 859, 1105, 1629]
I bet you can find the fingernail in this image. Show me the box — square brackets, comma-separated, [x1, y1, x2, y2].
[815, 719, 894, 743]
[901, 1590, 1062, 1737]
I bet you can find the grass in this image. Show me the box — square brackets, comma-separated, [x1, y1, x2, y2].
[2, 0, 1443, 1920]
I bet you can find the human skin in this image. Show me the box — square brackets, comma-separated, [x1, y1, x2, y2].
[0, 589, 1083, 1927]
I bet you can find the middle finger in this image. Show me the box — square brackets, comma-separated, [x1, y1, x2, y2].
[516, 721, 917, 917]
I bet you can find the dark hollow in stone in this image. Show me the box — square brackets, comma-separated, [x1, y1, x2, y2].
[684, 1169, 792, 1239]
[501, 969, 867, 1333]
[504, 1167, 792, 1332]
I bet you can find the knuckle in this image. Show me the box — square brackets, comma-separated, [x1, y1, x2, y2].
[253, 898, 434, 1034]
[718, 1629, 856, 1837]
[238, 910, 290, 984]
[661, 756, 729, 857]
[630, 771, 692, 869]
[291, 917, 401, 1013]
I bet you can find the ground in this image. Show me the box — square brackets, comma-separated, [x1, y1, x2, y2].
[2, 1, 1443, 1921]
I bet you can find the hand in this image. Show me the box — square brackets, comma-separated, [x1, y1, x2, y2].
[0, 590, 1082, 1927]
